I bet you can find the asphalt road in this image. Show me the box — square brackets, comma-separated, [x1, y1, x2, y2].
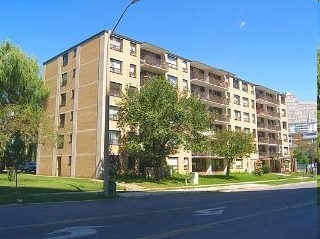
[0, 182, 316, 239]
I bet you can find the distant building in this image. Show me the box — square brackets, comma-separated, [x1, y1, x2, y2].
[284, 92, 317, 134]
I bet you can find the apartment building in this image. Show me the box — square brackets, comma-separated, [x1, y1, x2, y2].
[37, 30, 290, 178]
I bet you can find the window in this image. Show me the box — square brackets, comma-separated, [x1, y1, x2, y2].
[109, 130, 120, 145]
[167, 55, 177, 69]
[252, 114, 256, 123]
[282, 121, 287, 130]
[73, 48, 77, 57]
[109, 106, 119, 121]
[234, 110, 241, 121]
[130, 42, 136, 56]
[70, 111, 73, 121]
[243, 112, 249, 122]
[110, 36, 122, 51]
[235, 126, 241, 131]
[69, 133, 72, 143]
[72, 69, 76, 78]
[182, 60, 188, 73]
[183, 157, 189, 170]
[233, 95, 240, 105]
[233, 79, 239, 89]
[284, 147, 289, 155]
[167, 75, 177, 86]
[71, 90, 74, 99]
[57, 135, 64, 149]
[62, 53, 68, 66]
[61, 73, 67, 86]
[251, 100, 255, 109]
[244, 128, 250, 134]
[68, 156, 72, 166]
[130, 64, 136, 78]
[236, 159, 243, 169]
[252, 129, 256, 136]
[211, 159, 224, 171]
[281, 109, 286, 117]
[110, 82, 122, 97]
[242, 82, 248, 92]
[167, 157, 178, 170]
[182, 79, 188, 90]
[59, 113, 65, 128]
[283, 134, 288, 142]
[60, 93, 66, 107]
[243, 97, 249, 107]
[110, 59, 122, 74]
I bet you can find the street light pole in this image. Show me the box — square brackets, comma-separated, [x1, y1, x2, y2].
[103, 0, 139, 197]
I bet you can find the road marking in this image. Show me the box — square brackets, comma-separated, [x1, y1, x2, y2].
[138, 201, 315, 239]
[194, 207, 225, 216]
[44, 226, 105, 239]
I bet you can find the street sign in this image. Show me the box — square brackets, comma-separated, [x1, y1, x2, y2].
[255, 160, 262, 169]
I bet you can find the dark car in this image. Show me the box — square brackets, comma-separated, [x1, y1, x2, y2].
[20, 162, 36, 174]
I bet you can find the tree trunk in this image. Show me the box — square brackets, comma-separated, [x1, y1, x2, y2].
[226, 159, 231, 177]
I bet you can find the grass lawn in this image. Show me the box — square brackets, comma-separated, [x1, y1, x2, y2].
[0, 172, 105, 205]
[117, 172, 315, 189]
[0, 172, 315, 205]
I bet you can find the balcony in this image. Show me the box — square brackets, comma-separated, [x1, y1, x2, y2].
[257, 108, 280, 118]
[191, 72, 228, 90]
[257, 122, 267, 129]
[214, 113, 230, 123]
[256, 93, 279, 105]
[140, 55, 168, 74]
[268, 138, 282, 145]
[193, 92, 229, 106]
[267, 124, 281, 131]
[258, 137, 269, 144]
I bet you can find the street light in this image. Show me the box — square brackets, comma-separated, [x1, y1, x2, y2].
[103, 0, 140, 197]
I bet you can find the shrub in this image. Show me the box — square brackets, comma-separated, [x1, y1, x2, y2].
[261, 165, 270, 174]
[253, 169, 262, 176]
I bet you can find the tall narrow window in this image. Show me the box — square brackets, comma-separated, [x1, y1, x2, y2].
[167, 55, 177, 69]
[62, 53, 68, 66]
[70, 111, 73, 121]
[61, 73, 67, 86]
[59, 113, 65, 128]
[130, 64, 136, 78]
[130, 42, 136, 56]
[57, 135, 64, 149]
[109, 106, 119, 121]
[182, 79, 188, 90]
[182, 60, 188, 72]
[110, 82, 122, 97]
[60, 93, 66, 107]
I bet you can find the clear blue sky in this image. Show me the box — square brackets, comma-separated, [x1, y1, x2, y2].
[0, 0, 317, 101]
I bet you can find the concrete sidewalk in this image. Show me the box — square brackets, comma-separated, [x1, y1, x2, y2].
[117, 180, 314, 198]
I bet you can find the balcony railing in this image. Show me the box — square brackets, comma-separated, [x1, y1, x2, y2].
[191, 72, 228, 89]
[268, 138, 282, 145]
[257, 122, 267, 128]
[140, 55, 168, 71]
[267, 125, 281, 131]
[257, 108, 280, 118]
[214, 113, 230, 122]
[256, 94, 279, 104]
[193, 92, 229, 105]
[258, 137, 269, 144]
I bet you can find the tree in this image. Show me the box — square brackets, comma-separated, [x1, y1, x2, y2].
[293, 148, 309, 174]
[208, 130, 256, 177]
[0, 41, 49, 175]
[117, 76, 212, 178]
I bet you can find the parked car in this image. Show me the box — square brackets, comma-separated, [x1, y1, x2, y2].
[20, 162, 36, 174]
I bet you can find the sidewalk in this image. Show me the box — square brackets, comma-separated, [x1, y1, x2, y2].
[117, 179, 315, 198]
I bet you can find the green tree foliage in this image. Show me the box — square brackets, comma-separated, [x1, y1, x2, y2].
[208, 130, 256, 177]
[117, 76, 212, 176]
[0, 41, 49, 169]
